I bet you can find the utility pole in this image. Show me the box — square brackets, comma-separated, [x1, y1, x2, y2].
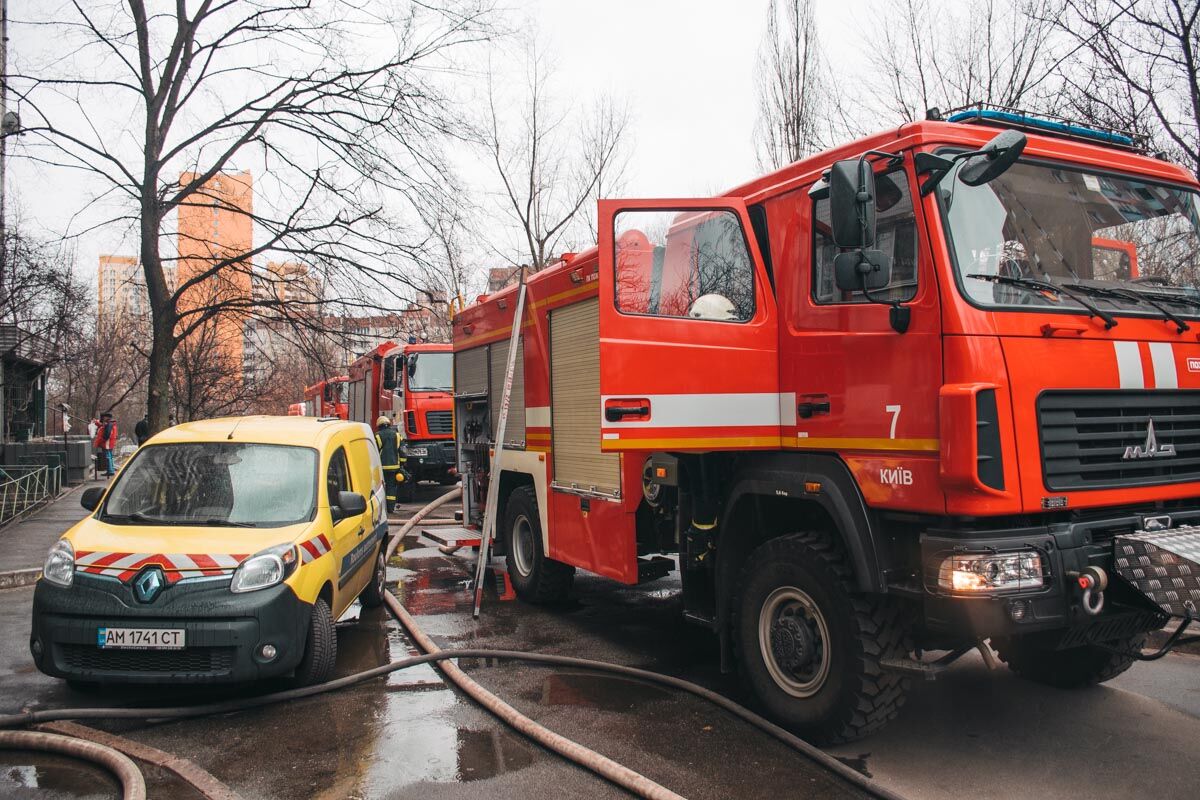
[0, 0, 7, 443]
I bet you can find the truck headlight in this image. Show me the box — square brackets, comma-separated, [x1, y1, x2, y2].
[42, 539, 75, 588]
[938, 551, 1044, 593]
[231, 544, 298, 594]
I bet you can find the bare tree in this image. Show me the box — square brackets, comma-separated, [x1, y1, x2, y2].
[0, 225, 89, 364]
[865, 0, 1060, 123]
[10, 0, 495, 434]
[483, 38, 629, 270]
[1052, 0, 1200, 178]
[754, 0, 833, 170]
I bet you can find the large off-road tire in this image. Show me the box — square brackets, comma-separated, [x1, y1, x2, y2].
[733, 532, 911, 744]
[504, 486, 574, 604]
[358, 544, 388, 609]
[993, 634, 1145, 688]
[293, 597, 337, 686]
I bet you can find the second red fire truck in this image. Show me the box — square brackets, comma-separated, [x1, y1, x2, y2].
[302, 376, 349, 419]
[452, 107, 1200, 743]
[347, 340, 456, 487]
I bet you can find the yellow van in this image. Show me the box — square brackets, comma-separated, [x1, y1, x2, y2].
[30, 416, 389, 687]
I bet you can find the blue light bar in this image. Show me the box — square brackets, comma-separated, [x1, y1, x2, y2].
[947, 109, 1135, 147]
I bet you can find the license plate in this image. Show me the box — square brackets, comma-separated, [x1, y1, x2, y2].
[97, 627, 185, 650]
[406, 447, 428, 457]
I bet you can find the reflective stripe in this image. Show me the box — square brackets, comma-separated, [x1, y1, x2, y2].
[1149, 342, 1178, 388]
[1114, 341, 1144, 388]
[600, 392, 794, 429]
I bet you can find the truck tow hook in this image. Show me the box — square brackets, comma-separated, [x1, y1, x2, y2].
[1070, 566, 1108, 616]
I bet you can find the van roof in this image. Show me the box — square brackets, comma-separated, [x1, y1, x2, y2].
[150, 416, 366, 448]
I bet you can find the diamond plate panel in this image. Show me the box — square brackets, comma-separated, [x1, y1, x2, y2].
[1114, 526, 1200, 617]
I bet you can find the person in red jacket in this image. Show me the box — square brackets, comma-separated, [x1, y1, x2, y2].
[93, 412, 118, 477]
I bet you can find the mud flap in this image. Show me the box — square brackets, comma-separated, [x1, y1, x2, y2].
[1113, 527, 1200, 618]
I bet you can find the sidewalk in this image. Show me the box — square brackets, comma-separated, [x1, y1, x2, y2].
[0, 478, 105, 587]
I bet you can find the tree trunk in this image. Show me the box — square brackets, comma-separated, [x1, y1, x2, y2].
[140, 194, 175, 436]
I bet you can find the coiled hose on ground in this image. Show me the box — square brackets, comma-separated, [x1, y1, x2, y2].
[0, 485, 909, 800]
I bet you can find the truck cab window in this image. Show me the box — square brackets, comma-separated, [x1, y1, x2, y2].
[812, 170, 919, 304]
[614, 208, 756, 322]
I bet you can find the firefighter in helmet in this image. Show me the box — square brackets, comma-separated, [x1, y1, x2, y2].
[375, 416, 406, 512]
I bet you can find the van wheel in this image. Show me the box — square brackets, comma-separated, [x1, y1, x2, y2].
[358, 545, 388, 609]
[504, 486, 573, 604]
[733, 532, 911, 744]
[293, 597, 337, 686]
[993, 634, 1145, 688]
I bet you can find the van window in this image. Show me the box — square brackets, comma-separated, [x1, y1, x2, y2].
[614, 208, 756, 322]
[812, 170, 919, 304]
[326, 446, 352, 505]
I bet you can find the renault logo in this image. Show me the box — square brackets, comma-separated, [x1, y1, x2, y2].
[133, 567, 165, 603]
[1123, 419, 1176, 460]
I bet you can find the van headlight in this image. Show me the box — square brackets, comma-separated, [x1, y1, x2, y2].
[938, 551, 1044, 593]
[43, 540, 75, 588]
[231, 544, 298, 594]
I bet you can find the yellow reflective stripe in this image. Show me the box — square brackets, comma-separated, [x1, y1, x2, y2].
[600, 435, 939, 453]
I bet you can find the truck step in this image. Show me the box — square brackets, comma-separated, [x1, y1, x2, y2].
[420, 525, 482, 549]
[637, 556, 674, 584]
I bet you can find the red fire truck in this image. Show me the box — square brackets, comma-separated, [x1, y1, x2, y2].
[302, 376, 349, 419]
[452, 108, 1200, 743]
[347, 341, 456, 485]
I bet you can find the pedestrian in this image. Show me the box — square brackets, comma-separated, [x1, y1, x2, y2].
[134, 414, 150, 446]
[375, 415, 406, 513]
[93, 412, 118, 478]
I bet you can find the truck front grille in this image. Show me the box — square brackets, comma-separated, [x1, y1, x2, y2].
[60, 644, 235, 675]
[426, 410, 453, 435]
[1039, 390, 1200, 490]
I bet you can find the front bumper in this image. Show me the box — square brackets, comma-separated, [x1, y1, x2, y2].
[403, 439, 457, 481]
[917, 507, 1189, 646]
[30, 572, 311, 683]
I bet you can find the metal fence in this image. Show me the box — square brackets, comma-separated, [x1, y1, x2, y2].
[0, 464, 63, 527]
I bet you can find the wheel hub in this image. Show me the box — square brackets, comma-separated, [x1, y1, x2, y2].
[770, 616, 815, 672]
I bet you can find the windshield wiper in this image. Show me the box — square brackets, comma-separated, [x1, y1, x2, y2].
[1065, 283, 1191, 334]
[200, 518, 256, 528]
[967, 274, 1118, 329]
[102, 511, 172, 525]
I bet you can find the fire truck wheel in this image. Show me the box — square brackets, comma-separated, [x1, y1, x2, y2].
[992, 634, 1145, 688]
[358, 546, 388, 609]
[504, 486, 574, 604]
[733, 531, 911, 745]
[292, 597, 337, 686]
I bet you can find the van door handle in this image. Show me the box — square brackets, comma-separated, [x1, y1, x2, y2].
[797, 395, 831, 418]
[356, 527, 365, 537]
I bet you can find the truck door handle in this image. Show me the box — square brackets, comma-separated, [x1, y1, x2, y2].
[797, 395, 831, 418]
[604, 400, 651, 422]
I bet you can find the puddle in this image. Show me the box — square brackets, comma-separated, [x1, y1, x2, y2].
[0, 753, 118, 799]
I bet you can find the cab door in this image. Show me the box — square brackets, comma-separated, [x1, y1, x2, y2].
[324, 445, 368, 612]
[597, 199, 780, 451]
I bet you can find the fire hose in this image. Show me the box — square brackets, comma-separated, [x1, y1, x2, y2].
[0, 483, 909, 800]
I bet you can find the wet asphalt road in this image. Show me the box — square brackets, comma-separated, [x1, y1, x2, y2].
[2, 483, 1200, 799]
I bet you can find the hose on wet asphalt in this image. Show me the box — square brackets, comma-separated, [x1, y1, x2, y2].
[386, 483, 462, 561]
[0, 730, 146, 800]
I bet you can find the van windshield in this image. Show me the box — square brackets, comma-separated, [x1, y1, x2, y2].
[102, 443, 318, 528]
[942, 159, 1200, 318]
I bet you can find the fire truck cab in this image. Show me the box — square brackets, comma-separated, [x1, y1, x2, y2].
[347, 341, 456, 486]
[452, 109, 1200, 744]
[303, 377, 349, 420]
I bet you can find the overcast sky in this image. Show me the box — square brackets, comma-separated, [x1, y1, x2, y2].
[7, 0, 870, 295]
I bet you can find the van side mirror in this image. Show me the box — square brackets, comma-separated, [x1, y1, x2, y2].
[829, 159, 877, 249]
[81, 486, 104, 512]
[959, 129, 1026, 187]
[332, 490, 367, 521]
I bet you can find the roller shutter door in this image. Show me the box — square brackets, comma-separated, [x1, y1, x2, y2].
[550, 297, 620, 496]
[489, 336, 526, 445]
[454, 345, 488, 397]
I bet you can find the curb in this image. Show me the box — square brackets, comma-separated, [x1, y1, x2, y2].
[0, 568, 41, 590]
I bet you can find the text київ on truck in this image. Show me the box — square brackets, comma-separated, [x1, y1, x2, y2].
[450, 108, 1200, 744]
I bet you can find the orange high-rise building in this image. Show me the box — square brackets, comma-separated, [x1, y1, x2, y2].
[176, 171, 253, 376]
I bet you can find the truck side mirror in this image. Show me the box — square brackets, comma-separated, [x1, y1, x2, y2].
[834, 250, 893, 293]
[959, 129, 1026, 186]
[407, 354, 417, 378]
[382, 357, 396, 390]
[829, 159, 877, 249]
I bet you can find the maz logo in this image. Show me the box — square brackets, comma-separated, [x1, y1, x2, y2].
[1123, 419, 1176, 460]
[879, 467, 913, 486]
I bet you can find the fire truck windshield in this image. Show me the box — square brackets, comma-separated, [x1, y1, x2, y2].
[941, 158, 1200, 319]
[408, 352, 452, 392]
